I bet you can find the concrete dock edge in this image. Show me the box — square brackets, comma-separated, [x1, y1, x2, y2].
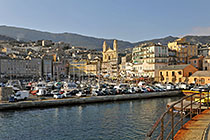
[0, 90, 182, 110]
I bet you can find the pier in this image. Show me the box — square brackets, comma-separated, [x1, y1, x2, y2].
[174, 109, 210, 140]
[146, 91, 209, 140]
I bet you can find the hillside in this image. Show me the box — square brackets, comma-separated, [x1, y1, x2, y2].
[133, 36, 179, 46]
[184, 35, 210, 44]
[1, 25, 210, 50]
[0, 34, 15, 41]
[0, 26, 133, 50]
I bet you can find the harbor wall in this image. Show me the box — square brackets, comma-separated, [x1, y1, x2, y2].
[0, 90, 182, 110]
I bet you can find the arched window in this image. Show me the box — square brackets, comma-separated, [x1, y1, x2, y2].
[201, 78, 205, 84]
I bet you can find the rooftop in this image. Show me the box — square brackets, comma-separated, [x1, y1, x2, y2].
[160, 64, 190, 70]
[190, 71, 210, 77]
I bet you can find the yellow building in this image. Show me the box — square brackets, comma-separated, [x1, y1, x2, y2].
[189, 71, 210, 85]
[168, 38, 198, 64]
[69, 59, 87, 77]
[159, 64, 197, 84]
[102, 40, 119, 77]
[86, 58, 101, 76]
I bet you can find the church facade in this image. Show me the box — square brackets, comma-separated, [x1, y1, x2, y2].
[101, 40, 119, 78]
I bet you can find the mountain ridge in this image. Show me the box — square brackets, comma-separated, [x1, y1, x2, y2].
[0, 25, 210, 50]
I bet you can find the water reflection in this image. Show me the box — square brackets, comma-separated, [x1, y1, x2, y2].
[0, 97, 181, 140]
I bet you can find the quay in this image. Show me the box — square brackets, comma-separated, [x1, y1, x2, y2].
[0, 90, 181, 110]
[174, 109, 210, 140]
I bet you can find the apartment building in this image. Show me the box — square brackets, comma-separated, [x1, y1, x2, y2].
[198, 44, 210, 56]
[132, 43, 168, 80]
[86, 58, 101, 76]
[68, 59, 87, 78]
[189, 56, 204, 70]
[42, 56, 53, 80]
[0, 56, 42, 78]
[168, 38, 198, 64]
[203, 56, 210, 70]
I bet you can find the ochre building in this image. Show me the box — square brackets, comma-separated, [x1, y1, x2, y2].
[159, 64, 198, 84]
[189, 71, 210, 85]
[168, 38, 198, 64]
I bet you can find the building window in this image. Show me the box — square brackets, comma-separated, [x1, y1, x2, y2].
[178, 71, 182, 75]
[172, 71, 175, 76]
[108, 56, 111, 60]
[179, 78, 182, 82]
[166, 72, 168, 76]
[201, 78, 205, 84]
[205, 67, 207, 70]
[194, 60, 196, 64]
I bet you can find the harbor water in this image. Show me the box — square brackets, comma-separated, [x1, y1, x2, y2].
[0, 97, 181, 140]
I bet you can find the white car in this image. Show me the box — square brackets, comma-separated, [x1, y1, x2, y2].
[9, 90, 29, 102]
[76, 91, 86, 97]
[179, 83, 187, 89]
[166, 84, 175, 90]
[53, 93, 64, 99]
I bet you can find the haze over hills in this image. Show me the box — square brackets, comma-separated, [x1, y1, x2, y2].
[0, 25, 210, 50]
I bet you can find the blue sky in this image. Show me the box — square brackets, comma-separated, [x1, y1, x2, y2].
[0, 0, 210, 42]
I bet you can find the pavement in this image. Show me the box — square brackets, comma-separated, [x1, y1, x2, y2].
[174, 109, 210, 140]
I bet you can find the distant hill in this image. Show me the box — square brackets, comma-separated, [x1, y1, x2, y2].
[184, 35, 210, 44]
[0, 34, 15, 41]
[133, 36, 179, 46]
[0, 25, 133, 50]
[0, 25, 210, 50]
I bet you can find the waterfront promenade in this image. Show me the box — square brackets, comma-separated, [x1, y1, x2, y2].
[174, 109, 210, 140]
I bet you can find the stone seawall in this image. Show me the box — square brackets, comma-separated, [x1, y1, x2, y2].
[0, 90, 182, 110]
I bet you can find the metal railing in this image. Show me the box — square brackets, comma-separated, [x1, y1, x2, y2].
[146, 91, 210, 140]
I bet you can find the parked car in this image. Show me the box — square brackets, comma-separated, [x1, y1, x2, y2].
[76, 91, 86, 97]
[178, 83, 188, 89]
[166, 84, 175, 90]
[9, 90, 29, 102]
[51, 89, 60, 95]
[53, 93, 64, 99]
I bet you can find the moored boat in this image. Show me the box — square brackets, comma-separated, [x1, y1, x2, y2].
[182, 90, 208, 97]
